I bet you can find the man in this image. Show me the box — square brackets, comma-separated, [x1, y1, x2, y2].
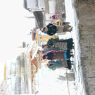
[47, 38, 74, 49]
[42, 50, 64, 60]
[42, 22, 72, 36]
[42, 23, 58, 36]
[42, 49, 74, 61]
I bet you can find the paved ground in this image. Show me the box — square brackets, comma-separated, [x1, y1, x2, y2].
[79, 1, 95, 95]
[35, 63, 75, 95]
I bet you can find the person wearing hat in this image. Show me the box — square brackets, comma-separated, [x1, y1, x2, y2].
[42, 22, 72, 35]
[42, 23, 58, 36]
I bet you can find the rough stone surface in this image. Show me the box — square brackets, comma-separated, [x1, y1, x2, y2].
[79, 1, 95, 95]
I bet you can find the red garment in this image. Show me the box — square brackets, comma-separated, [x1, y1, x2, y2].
[43, 50, 64, 60]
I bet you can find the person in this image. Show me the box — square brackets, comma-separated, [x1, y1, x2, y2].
[47, 38, 74, 49]
[47, 37, 59, 48]
[29, 50, 38, 72]
[67, 38, 74, 49]
[42, 23, 58, 36]
[42, 22, 73, 35]
[63, 49, 74, 70]
[31, 28, 37, 41]
[67, 60, 72, 69]
[62, 22, 73, 32]
[42, 50, 64, 60]
[63, 50, 74, 61]
[55, 22, 72, 33]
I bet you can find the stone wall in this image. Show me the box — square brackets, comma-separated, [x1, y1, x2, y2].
[79, 0, 95, 4]
[79, 1, 95, 95]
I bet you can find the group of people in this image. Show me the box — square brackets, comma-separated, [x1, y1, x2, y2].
[41, 38, 74, 69]
[38, 21, 74, 69]
[41, 22, 72, 36]
[32, 19, 72, 40]
[31, 15, 74, 69]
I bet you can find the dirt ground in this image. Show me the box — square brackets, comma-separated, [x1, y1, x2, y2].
[79, 1, 95, 95]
